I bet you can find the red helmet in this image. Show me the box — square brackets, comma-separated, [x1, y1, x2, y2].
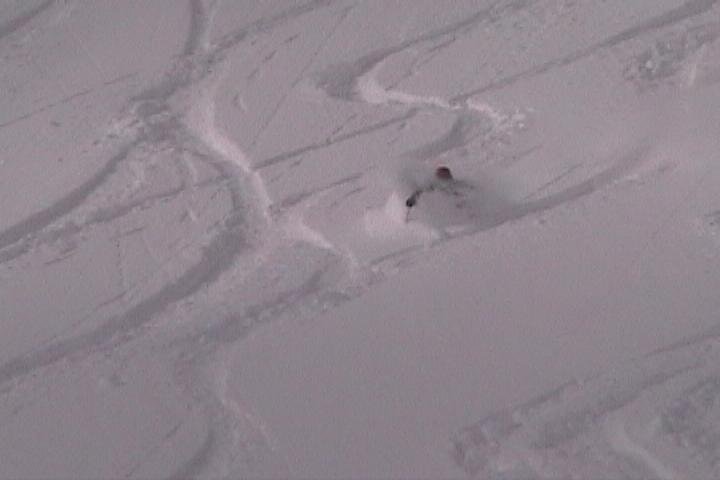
[435, 166, 453, 180]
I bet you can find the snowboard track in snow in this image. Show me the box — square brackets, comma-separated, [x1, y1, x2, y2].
[2, 1, 720, 478]
[0, 0, 343, 383]
[0, 1, 350, 477]
[452, 0, 720, 102]
[452, 329, 720, 478]
[0, 0, 53, 43]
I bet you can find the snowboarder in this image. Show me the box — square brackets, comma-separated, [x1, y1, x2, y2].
[405, 165, 468, 210]
[404, 165, 476, 221]
[405, 166, 453, 208]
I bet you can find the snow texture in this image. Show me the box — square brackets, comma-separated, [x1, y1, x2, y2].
[1, 0, 720, 478]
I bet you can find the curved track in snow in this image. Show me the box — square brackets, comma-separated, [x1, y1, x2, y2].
[1, 0, 720, 478]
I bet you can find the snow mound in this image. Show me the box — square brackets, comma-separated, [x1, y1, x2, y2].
[410, 183, 508, 233]
[363, 192, 440, 240]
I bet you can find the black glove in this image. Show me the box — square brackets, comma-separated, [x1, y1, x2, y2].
[406, 190, 420, 208]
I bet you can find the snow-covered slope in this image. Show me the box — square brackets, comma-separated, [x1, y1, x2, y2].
[1, 0, 720, 478]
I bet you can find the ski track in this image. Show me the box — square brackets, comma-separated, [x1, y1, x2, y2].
[452, 329, 720, 478]
[255, 109, 418, 170]
[604, 416, 678, 480]
[2, 0, 719, 477]
[0, 143, 137, 251]
[312, 0, 534, 103]
[0, 0, 53, 43]
[0, 0, 383, 476]
[452, 0, 720, 102]
[0, 0, 349, 476]
[0, 0, 343, 374]
[262, 3, 535, 172]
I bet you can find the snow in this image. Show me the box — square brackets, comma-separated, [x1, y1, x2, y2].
[1, 0, 720, 478]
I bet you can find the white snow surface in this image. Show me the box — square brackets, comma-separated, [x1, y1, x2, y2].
[2, 1, 720, 478]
